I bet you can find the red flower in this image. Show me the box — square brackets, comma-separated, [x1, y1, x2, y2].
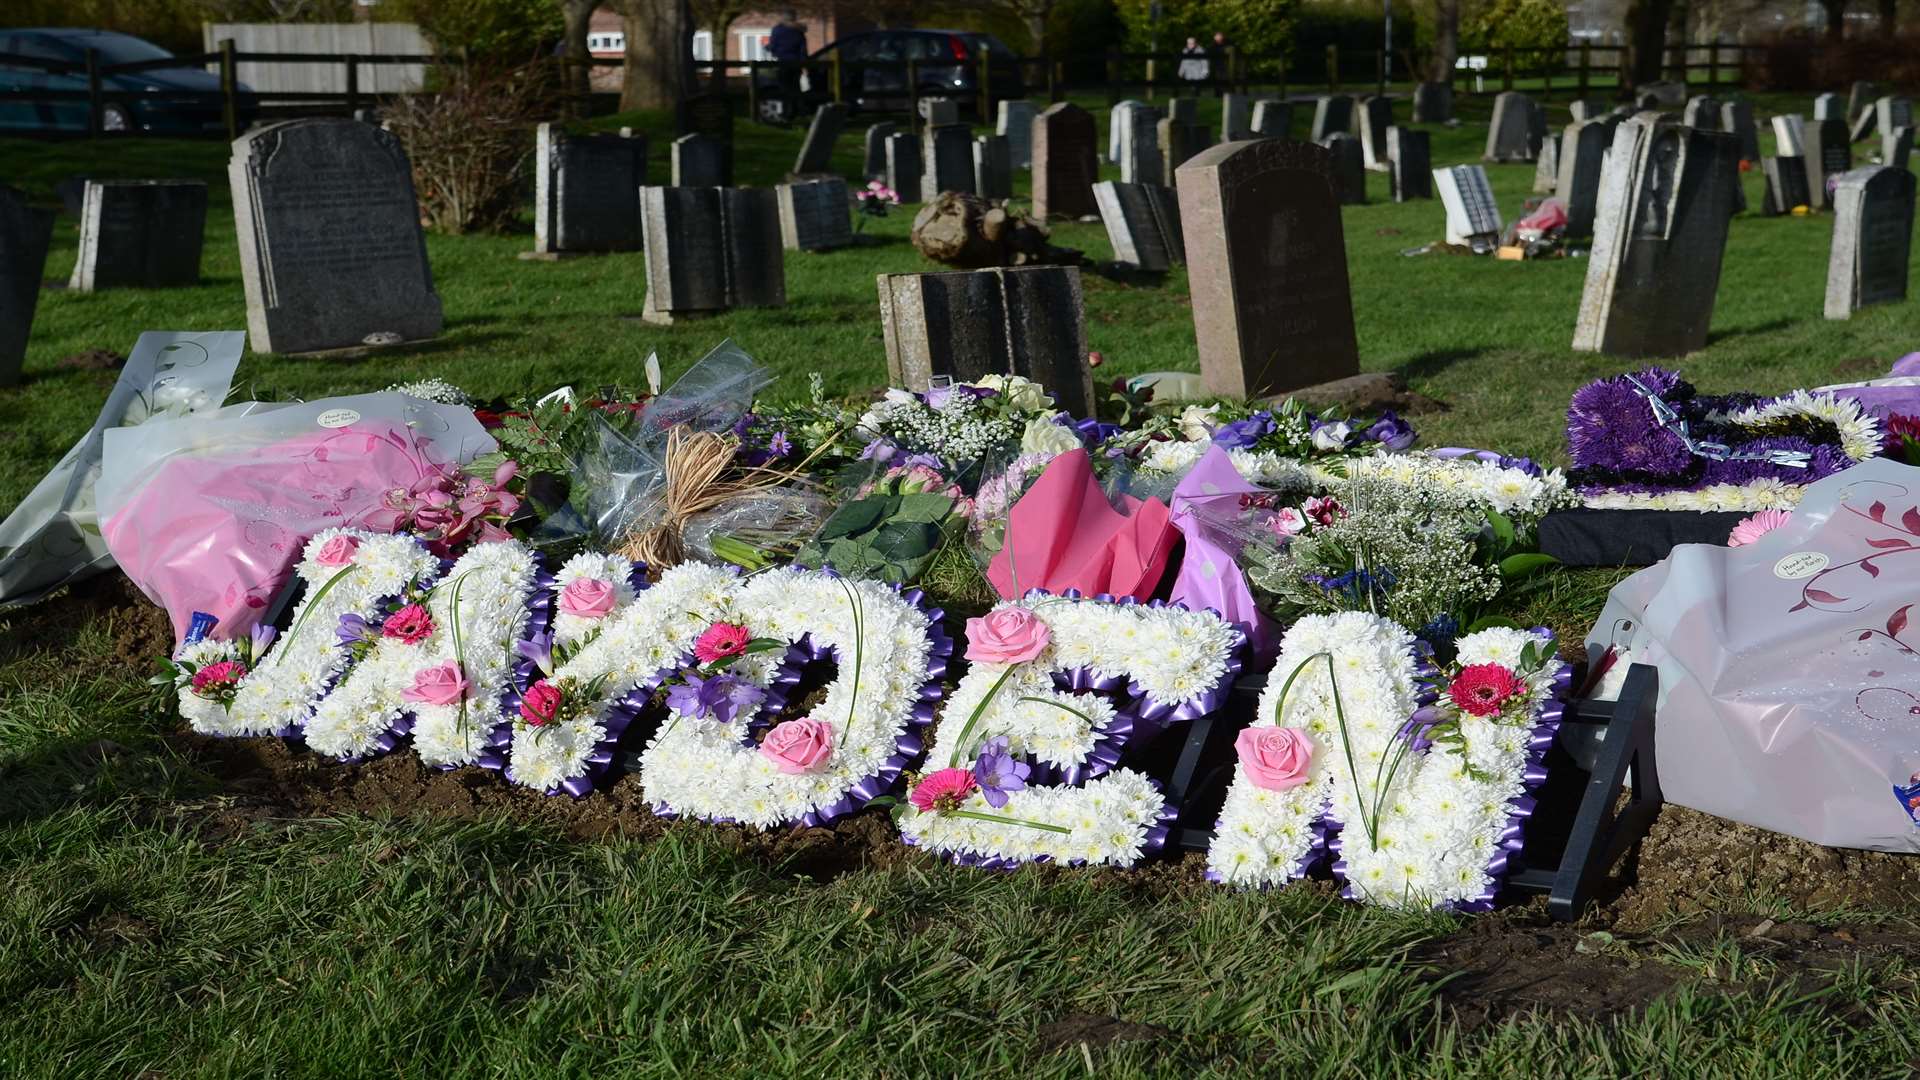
[694, 622, 751, 665]
[520, 679, 563, 726]
[383, 603, 435, 644]
[190, 660, 248, 699]
[472, 408, 505, 430]
[909, 768, 979, 814]
[1448, 663, 1527, 718]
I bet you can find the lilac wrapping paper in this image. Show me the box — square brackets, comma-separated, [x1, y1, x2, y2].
[1166, 446, 1280, 661]
[1819, 354, 1920, 421]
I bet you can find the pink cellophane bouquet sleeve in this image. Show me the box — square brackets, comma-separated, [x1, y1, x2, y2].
[986, 449, 1177, 601]
[1167, 446, 1278, 659]
[1587, 457, 1920, 851]
[100, 393, 493, 645]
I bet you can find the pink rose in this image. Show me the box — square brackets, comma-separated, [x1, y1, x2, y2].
[758, 718, 835, 774]
[520, 679, 563, 726]
[964, 607, 1052, 664]
[383, 603, 435, 645]
[1234, 726, 1315, 792]
[559, 578, 617, 619]
[314, 535, 360, 567]
[401, 661, 469, 707]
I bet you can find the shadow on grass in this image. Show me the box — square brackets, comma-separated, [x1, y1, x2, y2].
[1393, 347, 1488, 381]
[1087, 263, 1172, 288]
[1706, 317, 1796, 346]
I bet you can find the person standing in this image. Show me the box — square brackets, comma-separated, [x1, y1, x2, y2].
[1176, 36, 1209, 95]
[1210, 31, 1231, 95]
[767, 10, 808, 122]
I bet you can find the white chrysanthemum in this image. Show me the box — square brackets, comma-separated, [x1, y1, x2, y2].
[1728, 389, 1882, 462]
[1583, 480, 1804, 512]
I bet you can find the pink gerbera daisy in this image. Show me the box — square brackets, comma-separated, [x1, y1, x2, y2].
[909, 768, 980, 814]
[1448, 663, 1527, 718]
[1727, 509, 1791, 547]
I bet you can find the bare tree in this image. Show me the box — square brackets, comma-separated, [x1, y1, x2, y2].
[557, 0, 597, 97]
[604, 0, 687, 111]
[1818, 0, 1851, 38]
[1428, 0, 1461, 82]
[1624, 0, 1675, 86]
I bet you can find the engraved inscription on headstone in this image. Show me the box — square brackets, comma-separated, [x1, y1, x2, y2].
[1093, 180, 1184, 272]
[777, 177, 852, 252]
[0, 185, 53, 386]
[1387, 127, 1432, 202]
[68, 180, 207, 292]
[1825, 165, 1916, 319]
[229, 119, 442, 354]
[534, 124, 646, 254]
[1032, 102, 1098, 221]
[877, 266, 1095, 417]
[1434, 165, 1502, 246]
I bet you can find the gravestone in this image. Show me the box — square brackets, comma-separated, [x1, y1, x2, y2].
[1118, 103, 1162, 185]
[1814, 93, 1843, 122]
[229, 119, 441, 354]
[921, 124, 976, 200]
[1159, 116, 1210, 187]
[997, 100, 1036, 169]
[1321, 133, 1366, 205]
[1573, 116, 1739, 356]
[877, 266, 1094, 418]
[640, 186, 784, 323]
[1556, 119, 1612, 237]
[1032, 102, 1099, 221]
[777, 178, 852, 252]
[1434, 164, 1502, 247]
[1763, 156, 1812, 215]
[1683, 95, 1720, 130]
[1722, 100, 1760, 162]
[1878, 96, 1914, 138]
[1167, 98, 1198, 126]
[793, 104, 847, 176]
[1848, 81, 1879, 125]
[920, 99, 960, 127]
[1533, 135, 1562, 194]
[1808, 118, 1852, 210]
[973, 134, 1013, 201]
[1772, 114, 1806, 156]
[1886, 126, 1914, 172]
[1824, 165, 1916, 319]
[1386, 127, 1431, 202]
[863, 123, 897, 180]
[1109, 100, 1148, 163]
[533, 124, 645, 255]
[68, 180, 207, 292]
[1221, 94, 1251, 142]
[1485, 91, 1540, 162]
[1175, 139, 1360, 399]
[679, 91, 734, 143]
[1852, 107, 1879, 144]
[0, 185, 53, 386]
[1637, 81, 1687, 108]
[672, 134, 733, 187]
[1570, 99, 1604, 123]
[1358, 95, 1393, 171]
[1413, 81, 1452, 123]
[1251, 99, 1292, 137]
[1310, 95, 1353, 141]
[1094, 180, 1184, 272]
[885, 133, 923, 203]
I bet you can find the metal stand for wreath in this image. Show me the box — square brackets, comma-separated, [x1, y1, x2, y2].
[1158, 663, 1665, 922]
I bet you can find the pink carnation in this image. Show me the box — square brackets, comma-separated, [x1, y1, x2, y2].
[190, 660, 248, 699]
[694, 622, 751, 664]
[1728, 509, 1791, 547]
[909, 767, 979, 814]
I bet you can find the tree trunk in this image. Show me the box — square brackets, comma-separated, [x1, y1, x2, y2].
[1428, 0, 1460, 82]
[558, 0, 596, 98]
[608, 0, 686, 111]
[1023, 2, 1050, 58]
[1820, 0, 1849, 39]
[1880, 0, 1897, 32]
[1625, 0, 1675, 87]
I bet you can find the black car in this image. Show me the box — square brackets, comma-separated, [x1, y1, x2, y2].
[756, 29, 1024, 124]
[0, 29, 254, 133]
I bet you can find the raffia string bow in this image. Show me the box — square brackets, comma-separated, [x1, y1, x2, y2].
[616, 427, 834, 569]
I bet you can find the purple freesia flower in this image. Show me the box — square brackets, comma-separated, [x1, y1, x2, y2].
[1364, 411, 1417, 451]
[859, 438, 898, 463]
[902, 452, 945, 472]
[1213, 413, 1276, 451]
[971, 736, 1031, 809]
[664, 672, 768, 725]
[515, 630, 555, 676]
[1496, 454, 1543, 477]
[335, 613, 375, 648]
[249, 622, 278, 656]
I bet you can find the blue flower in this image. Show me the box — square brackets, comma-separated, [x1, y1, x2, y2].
[665, 672, 768, 725]
[1364, 411, 1417, 451]
[1213, 413, 1276, 451]
[335, 613, 376, 648]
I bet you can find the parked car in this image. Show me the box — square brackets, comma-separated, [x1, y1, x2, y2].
[754, 30, 1024, 124]
[0, 29, 255, 134]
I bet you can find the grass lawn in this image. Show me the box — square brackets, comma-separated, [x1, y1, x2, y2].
[3, 93, 1920, 1077]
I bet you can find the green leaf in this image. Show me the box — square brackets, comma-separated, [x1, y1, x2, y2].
[869, 520, 939, 561]
[892, 492, 956, 524]
[1497, 552, 1559, 580]
[1463, 615, 1523, 633]
[1485, 509, 1516, 550]
[818, 498, 888, 541]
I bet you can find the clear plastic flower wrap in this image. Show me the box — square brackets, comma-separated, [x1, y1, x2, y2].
[683, 487, 834, 571]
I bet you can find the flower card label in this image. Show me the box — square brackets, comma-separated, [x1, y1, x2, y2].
[316, 408, 361, 429]
[1773, 551, 1830, 579]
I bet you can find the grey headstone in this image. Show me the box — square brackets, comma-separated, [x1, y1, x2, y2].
[1533, 134, 1562, 194]
[1109, 100, 1147, 163]
[863, 123, 898, 180]
[1885, 126, 1914, 172]
[1772, 114, 1806, 157]
[0, 185, 53, 386]
[1413, 82, 1453, 124]
[1878, 97, 1914, 138]
[1808, 118, 1852, 210]
[1117, 103, 1162, 185]
[1814, 93, 1843, 122]
[672, 134, 733, 187]
[1176, 139, 1360, 399]
[1722, 100, 1760, 162]
[1358, 95, 1393, 171]
[1573, 116, 1739, 356]
[1222, 93, 1252, 142]
[996, 100, 1036, 169]
[1485, 91, 1540, 162]
[921, 124, 975, 201]
[1556, 119, 1612, 237]
[1570, 99, 1604, 123]
[1683, 96, 1720, 131]
[919, 99, 960, 127]
[777, 178, 852, 252]
[1032, 102, 1099, 221]
[973, 134, 1013, 201]
[877, 266, 1094, 417]
[1093, 180, 1184, 271]
[1310, 95, 1353, 142]
[1386, 128, 1431, 202]
[1848, 82, 1879, 127]
[885, 133, 923, 203]
[1637, 81, 1687, 108]
[229, 119, 442, 354]
[1852, 108, 1878, 144]
[1434, 164, 1502, 246]
[1824, 165, 1916, 319]
[68, 180, 206, 292]
[1321, 133, 1366, 205]
[793, 104, 847, 176]
[640, 186, 784, 323]
[533, 124, 645, 255]
[1167, 98, 1198, 126]
[680, 91, 734, 143]
[1159, 117, 1210, 188]
[1251, 99, 1292, 138]
[1763, 156, 1812, 214]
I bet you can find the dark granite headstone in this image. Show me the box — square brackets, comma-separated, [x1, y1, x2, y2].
[1108, 100, 1147, 163]
[1885, 126, 1914, 172]
[1721, 100, 1760, 162]
[1321, 133, 1366, 205]
[1176, 139, 1360, 398]
[1358, 95, 1393, 172]
[921, 124, 975, 201]
[793, 104, 847, 176]
[1413, 82, 1452, 123]
[1825, 165, 1916, 319]
[1093, 180, 1184, 271]
[640, 186, 784, 323]
[996, 100, 1037, 169]
[1222, 94, 1251, 142]
[777, 177, 852, 252]
[973, 135, 1013, 201]
[863, 123, 897, 180]
[672, 133, 733, 187]
[1556, 119, 1611, 237]
[1251, 99, 1292, 138]
[1386, 127, 1431, 202]
[1310, 95, 1353, 142]
[885, 133, 923, 203]
[1116, 102, 1162, 185]
[1159, 117, 1211, 187]
[1847, 81, 1879, 129]
[1167, 98, 1198, 126]
[1683, 95, 1720, 130]
[1809, 117, 1852, 210]
[1762, 156, 1812, 214]
[877, 266, 1094, 417]
[0, 185, 53, 386]
[1813, 93, 1843, 122]
[229, 119, 441, 353]
[533, 124, 645, 254]
[69, 180, 206, 292]
[919, 99, 960, 127]
[1878, 96, 1914, 138]
[1485, 91, 1540, 162]
[1032, 102, 1098, 221]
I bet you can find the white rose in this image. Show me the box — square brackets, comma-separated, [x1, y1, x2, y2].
[1020, 418, 1083, 456]
[1310, 421, 1353, 452]
[1177, 404, 1222, 441]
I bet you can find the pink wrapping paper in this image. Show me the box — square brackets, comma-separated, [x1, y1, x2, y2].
[103, 423, 450, 644]
[1167, 447, 1278, 659]
[987, 449, 1177, 602]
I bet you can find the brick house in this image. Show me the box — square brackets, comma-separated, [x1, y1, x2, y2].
[586, 5, 879, 89]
